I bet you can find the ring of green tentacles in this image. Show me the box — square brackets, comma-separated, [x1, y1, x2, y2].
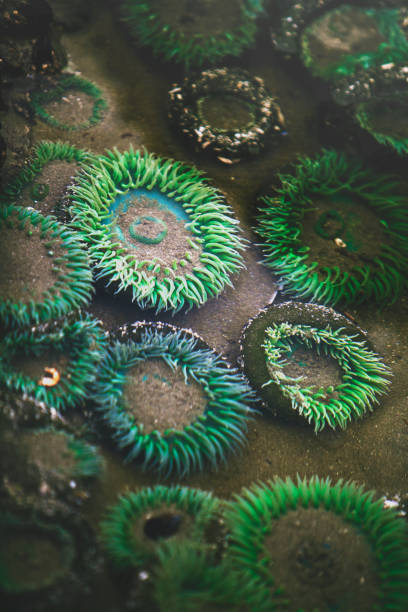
[300, 5, 408, 81]
[100, 484, 220, 569]
[70, 147, 245, 313]
[224, 476, 408, 612]
[0, 205, 93, 328]
[120, 0, 263, 68]
[0, 315, 107, 411]
[0, 141, 97, 219]
[255, 149, 408, 306]
[30, 74, 108, 131]
[262, 321, 391, 432]
[168, 67, 284, 162]
[92, 324, 254, 477]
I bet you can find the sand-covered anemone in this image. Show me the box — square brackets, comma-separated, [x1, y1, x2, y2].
[0, 141, 97, 219]
[70, 147, 245, 312]
[92, 325, 254, 477]
[300, 5, 408, 81]
[0, 315, 107, 411]
[224, 476, 408, 612]
[120, 0, 263, 68]
[0, 205, 94, 328]
[100, 485, 220, 569]
[255, 149, 408, 306]
[262, 322, 391, 432]
[30, 73, 108, 131]
[168, 67, 284, 163]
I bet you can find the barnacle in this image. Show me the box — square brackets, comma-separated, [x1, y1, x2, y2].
[70, 147, 245, 313]
[30, 74, 108, 131]
[92, 325, 254, 477]
[120, 0, 263, 68]
[100, 484, 220, 569]
[262, 321, 391, 432]
[0, 140, 97, 219]
[168, 67, 284, 162]
[0, 315, 106, 411]
[0, 205, 93, 328]
[224, 476, 408, 611]
[255, 149, 408, 306]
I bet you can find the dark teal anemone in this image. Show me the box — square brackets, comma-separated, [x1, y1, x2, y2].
[0, 315, 106, 411]
[153, 539, 264, 612]
[263, 322, 391, 432]
[255, 149, 408, 306]
[0, 513, 75, 593]
[92, 326, 254, 477]
[120, 0, 263, 69]
[224, 476, 408, 612]
[30, 74, 108, 131]
[301, 6, 408, 81]
[70, 147, 245, 313]
[355, 94, 408, 156]
[0, 141, 97, 217]
[0, 206, 93, 328]
[100, 485, 219, 569]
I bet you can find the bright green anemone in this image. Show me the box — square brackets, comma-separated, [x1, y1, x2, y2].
[92, 327, 254, 477]
[30, 74, 108, 131]
[224, 476, 408, 612]
[301, 6, 408, 80]
[0, 315, 107, 411]
[255, 149, 408, 306]
[263, 322, 391, 432]
[70, 147, 245, 313]
[100, 485, 219, 569]
[0, 141, 97, 215]
[0, 205, 93, 328]
[120, 0, 263, 68]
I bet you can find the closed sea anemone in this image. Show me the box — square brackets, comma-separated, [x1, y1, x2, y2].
[70, 147, 245, 313]
[30, 74, 108, 131]
[0, 205, 93, 328]
[255, 149, 408, 306]
[100, 484, 219, 569]
[0, 315, 107, 411]
[92, 325, 254, 477]
[224, 476, 408, 611]
[120, 0, 263, 68]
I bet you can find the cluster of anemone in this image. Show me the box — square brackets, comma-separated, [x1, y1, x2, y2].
[92, 326, 254, 477]
[0, 315, 107, 411]
[168, 67, 284, 163]
[120, 0, 263, 69]
[30, 74, 108, 131]
[0, 205, 93, 328]
[100, 484, 220, 569]
[262, 322, 391, 432]
[223, 476, 408, 611]
[70, 147, 245, 313]
[255, 149, 408, 306]
[0, 141, 97, 217]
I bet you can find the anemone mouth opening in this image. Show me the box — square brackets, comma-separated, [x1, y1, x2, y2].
[143, 512, 184, 541]
[293, 537, 338, 586]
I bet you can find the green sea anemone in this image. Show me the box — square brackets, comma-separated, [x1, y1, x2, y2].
[168, 67, 284, 163]
[255, 149, 408, 306]
[100, 484, 220, 569]
[120, 0, 263, 68]
[224, 476, 408, 612]
[262, 321, 391, 432]
[70, 147, 245, 313]
[0, 513, 75, 594]
[92, 325, 254, 477]
[0, 141, 97, 219]
[30, 74, 108, 131]
[0, 315, 107, 411]
[355, 93, 408, 156]
[0, 205, 94, 328]
[301, 5, 408, 80]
